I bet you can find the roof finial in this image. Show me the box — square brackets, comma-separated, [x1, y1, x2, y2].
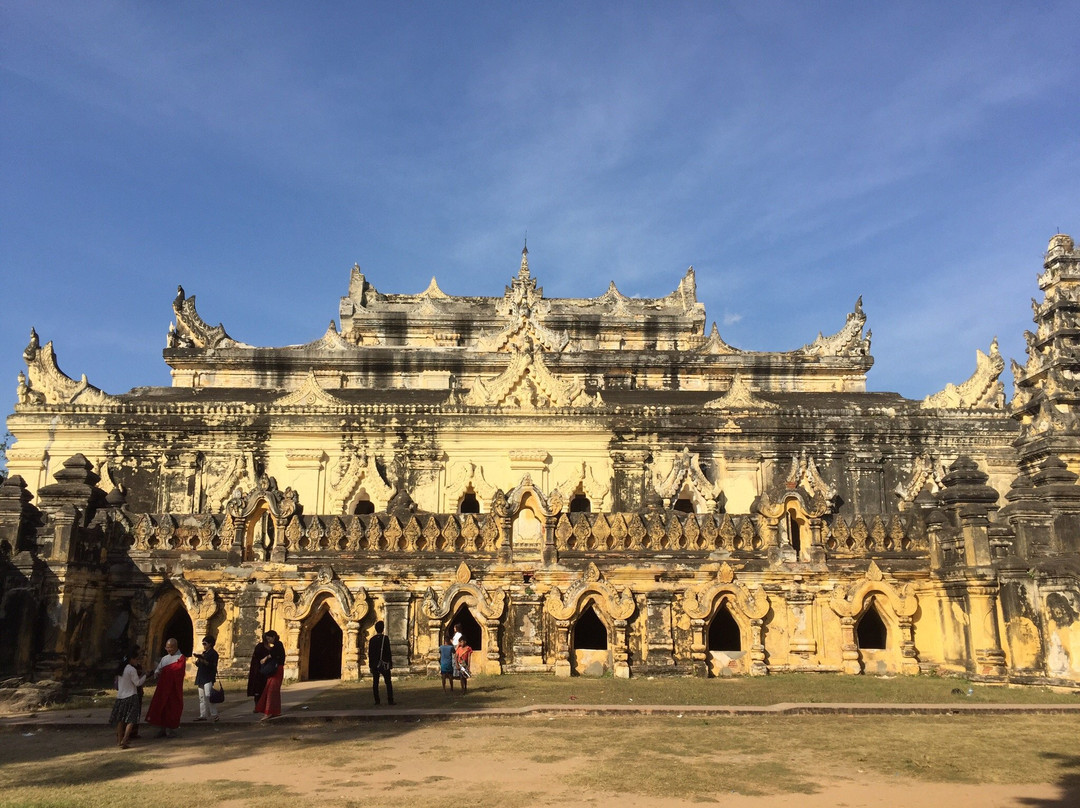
[519, 234, 530, 278]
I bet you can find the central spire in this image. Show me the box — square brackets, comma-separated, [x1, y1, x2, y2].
[519, 241, 529, 278]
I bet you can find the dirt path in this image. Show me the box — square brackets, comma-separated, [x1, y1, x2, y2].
[4, 719, 1068, 808]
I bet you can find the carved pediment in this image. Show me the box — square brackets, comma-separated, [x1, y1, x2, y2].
[283, 566, 369, 622]
[273, 370, 349, 408]
[895, 453, 946, 504]
[544, 564, 635, 622]
[830, 564, 918, 618]
[20, 329, 115, 406]
[328, 447, 394, 512]
[465, 349, 599, 409]
[683, 566, 770, 621]
[703, 373, 777, 410]
[922, 339, 1005, 410]
[422, 563, 507, 621]
[207, 453, 257, 513]
[651, 448, 720, 510]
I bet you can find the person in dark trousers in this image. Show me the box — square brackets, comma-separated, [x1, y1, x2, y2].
[367, 620, 395, 705]
[193, 635, 219, 722]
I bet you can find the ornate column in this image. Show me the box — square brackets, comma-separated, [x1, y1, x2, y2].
[838, 615, 861, 674]
[343, 620, 361, 680]
[382, 590, 412, 667]
[612, 619, 631, 678]
[284, 619, 302, 682]
[968, 580, 1007, 677]
[643, 591, 675, 670]
[553, 619, 571, 677]
[688, 617, 708, 676]
[787, 586, 818, 665]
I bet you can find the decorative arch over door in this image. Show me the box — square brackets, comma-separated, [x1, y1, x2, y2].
[422, 562, 507, 675]
[545, 563, 635, 678]
[830, 561, 919, 675]
[283, 566, 369, 681]
[683, 563, 770, 676]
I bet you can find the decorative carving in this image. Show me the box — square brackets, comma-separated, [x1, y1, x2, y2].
[465, 349, 599, 409]
[21, 329, 115, 406]
[206, 453, 257, 513]
[798, 297, 870, 357]
[170, 286, 243, 349]
[698, 323, 741, 355]
[703, 373, 778, 410]
[922, 340, 1005, 409]
[273, 370, 349, 408]
[544, 565, 635, 622]
[328, 447, 394, 512]
[895, 453, 946, 504]
[651, 448, 720, 511]
[283, 566, 369, 622]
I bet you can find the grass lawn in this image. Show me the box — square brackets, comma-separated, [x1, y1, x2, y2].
[298, 671, 1080, 711]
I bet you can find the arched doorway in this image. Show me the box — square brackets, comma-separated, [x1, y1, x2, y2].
[571, 603, 609, 676]
[707, 602, 745, 677]
[857, 606, 887, 650]
[161, 606, 194, 657]
[450, 605, 482, 652]
[307, 610, 343, 680]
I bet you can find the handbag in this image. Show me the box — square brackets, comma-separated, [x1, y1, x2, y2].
[260, 660, 278, 677]
[208, 680, 225, 704]
[377, 635, 391, 672]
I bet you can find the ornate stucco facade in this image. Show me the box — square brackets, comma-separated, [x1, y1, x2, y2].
[2, 236, 1080, 685]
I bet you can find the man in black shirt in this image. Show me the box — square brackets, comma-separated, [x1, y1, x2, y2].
[367, 620, 395, 705]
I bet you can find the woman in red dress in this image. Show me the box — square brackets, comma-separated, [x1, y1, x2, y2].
[255, 630, 286, 721]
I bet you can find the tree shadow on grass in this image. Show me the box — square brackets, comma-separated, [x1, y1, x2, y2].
[1017, 753, 1080, 808]
[0, 721, 425, 790]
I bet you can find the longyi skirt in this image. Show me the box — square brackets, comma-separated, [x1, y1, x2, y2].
[109, 694, 141, 726]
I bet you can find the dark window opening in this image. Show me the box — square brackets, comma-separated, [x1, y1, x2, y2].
[569, 494, 591, 513]
[857, 606, 887, 650]
[673, 498, 695, 513]
[708, 604, 742, 652]
[308, 611, 343, 680]
[573, 604, 608, 650]
[354, 498, 375, 515]
[786, 508, 801, 553]
[451, 605, 482, 651]
[163, 607, 195, 658]
[459, 492, 480, 513]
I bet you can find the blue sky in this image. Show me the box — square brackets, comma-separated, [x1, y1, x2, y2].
[2, 1, 1078, 415]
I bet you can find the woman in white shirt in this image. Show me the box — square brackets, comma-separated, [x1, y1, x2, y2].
[109, 649, 147, 749]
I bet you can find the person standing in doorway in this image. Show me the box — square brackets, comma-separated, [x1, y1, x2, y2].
[439, 632, 455, 693]
[367, 620, 395, 706]
[193, 635, 219, 722]
[255, 630, 286, 721]
[145, 637, 185, 737]
[455, 636, 473, 695]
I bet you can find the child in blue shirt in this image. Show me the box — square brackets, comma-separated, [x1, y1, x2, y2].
[439, 636, 455, 692]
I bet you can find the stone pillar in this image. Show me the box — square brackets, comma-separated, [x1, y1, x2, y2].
[787, 588, 817, 665]
[968, 580, 1007, 678]
[839, 615, 861, 674]
[343, 620, 361, 680]
[611, 449, 649, 512]
[689, 618, 709, 676]
[554, 619, 571, 677]
[612, 619, 631, 678]
[749, 616, 768, 675]
[382, 591, 412, 667]
[510, 594, 545, 671]
[643, 591, 675, 671]
[284, 619, 302, 682]
[898, 614, 920, 675]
